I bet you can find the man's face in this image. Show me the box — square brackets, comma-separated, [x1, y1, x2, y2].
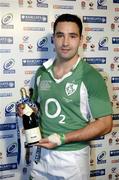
[53, 21, 82, 62]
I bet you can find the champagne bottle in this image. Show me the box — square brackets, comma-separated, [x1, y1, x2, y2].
[20, 87, 41, 145]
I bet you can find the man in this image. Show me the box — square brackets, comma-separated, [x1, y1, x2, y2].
[25, 14, 113, 179]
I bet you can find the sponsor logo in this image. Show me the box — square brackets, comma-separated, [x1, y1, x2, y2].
[22, 59, 48, 66]
[37, 37, 48, 51]
[110, 150, 119, 156]
[112, 114, 119, 120]
[0, 2, 10, 7]
[1, 13, 13, 25]
[1, 13, 14, 29]
[23, 26, 45, 31]
[5, 102, 16, 116]
[21, 14, 47, 22]
[83, 16, 106, 23]
[85, 27, 104, 31]
[0, 81, 15, 88]
[0, 37, 13, 44]
[113, 0, 119, 3]
[0, 174, 15, 179]
[0, 92, 12, 97]
[114, 16, 119, 23]
[0, 49, 11, 53]
[90, 169, 105, 177]
[53, 4, 74, 9]
[97, 151, 106, 164]
[84, 57, 106, 64]
[112, 37, 119, 44]
[97, 0, 107, 9]
[0, 163, 17, 171]
[7, 143, 17, 157]
[90, 144, 102, 148]
[98, 37, 108, 50]
[37, 0, 48, 8]
[0, 123, 16, 131]
[0, 134, 14, 139]
[3, 58, 15, 74]
[111, 76, 119, 83]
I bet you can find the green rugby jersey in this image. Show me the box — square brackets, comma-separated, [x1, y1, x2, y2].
[32, 58, 112, 151]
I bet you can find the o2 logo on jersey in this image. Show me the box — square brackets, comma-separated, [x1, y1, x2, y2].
[45, 98, 65, 124]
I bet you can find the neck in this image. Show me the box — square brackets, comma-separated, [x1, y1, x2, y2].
[53, 55, 79, 79]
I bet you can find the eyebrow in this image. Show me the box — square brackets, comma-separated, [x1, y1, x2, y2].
[55, 32, 79, 36]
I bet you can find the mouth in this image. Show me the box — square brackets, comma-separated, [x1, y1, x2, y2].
[61, 48, 70, 53]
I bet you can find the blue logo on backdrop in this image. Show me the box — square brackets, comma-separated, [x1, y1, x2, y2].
[110, 150, 119, 156]
[97, 0, 107, 9]
[0, 81, 15, 88]
[97, 151, 106, 164]
[113, 0, 119, 3]
[112, 37, 119, 44]
[83, 16, 106, 23]
[0, 163, 17, 171]
[0, 37, 13, 44]
[90, 169, 105, 177]
[98, 37, 108, 50]
[21, 14, 47, 22]
[111, 77, 119, 83]
[3, 58, 15, 74]
[22, 59, 48, 66]
[112, 114, 119, 120]
[37, 37, 48, 51]
[0, 123, 16, 131]
[7, 143, 17, 157]
[0, 134, 14, 139]
[84, 57, 106, 64]
[5, 102, 16, 116]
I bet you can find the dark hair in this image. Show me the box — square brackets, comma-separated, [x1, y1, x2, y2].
[53, 14, 83, 36]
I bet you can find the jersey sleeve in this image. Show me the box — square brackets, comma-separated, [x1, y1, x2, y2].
[85, 68, 113, 119]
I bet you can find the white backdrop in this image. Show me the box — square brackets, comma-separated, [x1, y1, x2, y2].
[0, 0, 119, 180]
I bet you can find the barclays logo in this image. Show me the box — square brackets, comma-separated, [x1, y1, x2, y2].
[0, 37, 13, 44]
[0, 81, 15, 88]
[83, 16, 106, 23]
[21, 14, 47, 22]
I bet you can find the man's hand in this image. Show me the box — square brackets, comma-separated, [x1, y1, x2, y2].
[35, 138, 58, 149]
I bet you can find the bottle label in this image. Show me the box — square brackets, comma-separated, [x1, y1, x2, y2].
[25, 127, 41, 144]
[23, 104, 33, 116]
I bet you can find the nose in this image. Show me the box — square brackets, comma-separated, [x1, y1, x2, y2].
[62, 36, 69, 46]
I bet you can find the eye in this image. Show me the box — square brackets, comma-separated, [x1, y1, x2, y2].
[56, 34, 63, 38]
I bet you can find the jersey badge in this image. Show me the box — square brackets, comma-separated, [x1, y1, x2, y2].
[65, 83, 78, 96]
